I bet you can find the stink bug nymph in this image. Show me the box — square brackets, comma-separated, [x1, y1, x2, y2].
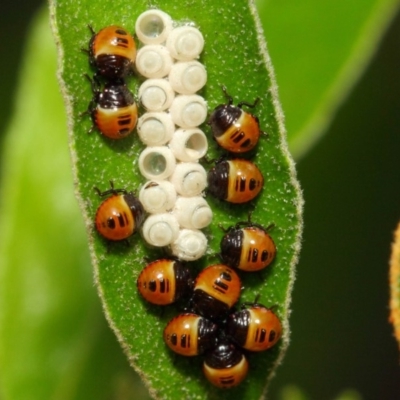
[220, 221, 276, 272]
[86, 25, 136, 80]
[83, 74, 138, 139]
[137, 259, 193, 305]
[163, 313, 218, 356]
[94, 181, 144, 241]
[208, 86, 265, 153]
[191, 264, 242, 320]
[203, 340, 249, 388]
[226, 300, 282, 352]
[207, 158, 264, 204]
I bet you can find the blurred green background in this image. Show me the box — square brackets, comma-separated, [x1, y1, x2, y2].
[1, 0, 400, 399]
[269, 8, 400, 398]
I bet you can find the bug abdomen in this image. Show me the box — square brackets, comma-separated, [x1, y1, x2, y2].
[93, 103, 138, 139]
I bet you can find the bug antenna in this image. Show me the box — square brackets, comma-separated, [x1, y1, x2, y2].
[265, 223, 275, 232]
[237, 97, 259, 109]
[241, 294, 261, 309]
[247, 210, 254, 224]
[218, 222, 230, 233]
[202, 154, 218, 165]
[87, 24, 96, 35]
[221, 85, 233, 105]
[93, 181, 127, 197]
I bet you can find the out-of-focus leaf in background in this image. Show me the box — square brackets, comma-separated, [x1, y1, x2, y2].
[269, 9, 400, 400]
[257, 0, 400, 159]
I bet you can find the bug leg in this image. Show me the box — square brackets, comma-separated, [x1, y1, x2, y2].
[87, 124, 96, 134]
[237, 97, 259, 109]
[218, 222, 230, 233]
[83, 72, 93, 85]
[83, 73, 101, 95]
[81, 97, 96, 118]
[247, 210, 254, 224]
[93, 186, 103, 196]
[81, 75, 99, 133]
[93, 71, 106, 84]
[80, 108, 91, 118]
[253, 294, 261, 305]
[87, 24, 96, 35]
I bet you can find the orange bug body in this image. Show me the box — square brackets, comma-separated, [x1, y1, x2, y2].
[163, 313, 217, 356]
[137, 259, 192, 305]
[207, 159, 263, 204]
[88, 25, 136, 79]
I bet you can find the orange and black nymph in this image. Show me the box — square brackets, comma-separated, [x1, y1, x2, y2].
[191, 264, 242, 320]
[207, 159, 264, 204]
[163, 313, 218, 356]
[203, 340, 249, 388]
[208, 86, 264, 153]
[226, 301, 282, 352]
[94, 182, 144, 241]
[220, 222, 276, 272]
[137, 259, 193, 305]
[87, 25, 136, 80]
[84, 74, 138, 139]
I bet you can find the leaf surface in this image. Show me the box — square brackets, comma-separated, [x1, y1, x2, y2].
[50, 0, 303, 398]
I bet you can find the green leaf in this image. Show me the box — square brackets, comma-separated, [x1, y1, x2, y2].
[0, 9, 148, 400]
[50, 0, 303, 399]
[257, 0, 400, 158]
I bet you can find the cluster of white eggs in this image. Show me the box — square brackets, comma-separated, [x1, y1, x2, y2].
[134, 10, 211, 261]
